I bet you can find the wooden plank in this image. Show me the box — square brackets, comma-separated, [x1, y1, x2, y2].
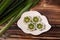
[31, 4, 60, 24]
[0, 38, 38, 40]
[0, 24, 59, 39]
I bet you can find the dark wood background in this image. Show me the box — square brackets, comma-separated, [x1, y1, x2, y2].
[0, 0, 60, 40]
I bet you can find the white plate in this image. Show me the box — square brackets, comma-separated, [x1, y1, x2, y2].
[17, 11, 51, 35]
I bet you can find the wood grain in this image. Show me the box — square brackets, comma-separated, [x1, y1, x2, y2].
[0, 0, 60, 39]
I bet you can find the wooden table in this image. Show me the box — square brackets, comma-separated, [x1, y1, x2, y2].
[0, 0, 60, 40]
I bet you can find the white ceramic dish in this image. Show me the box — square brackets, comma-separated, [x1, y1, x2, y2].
[17, 11, 51, 35]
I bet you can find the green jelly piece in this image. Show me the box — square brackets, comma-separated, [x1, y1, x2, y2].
[28, 23, 34, 29]
[24, 17, 30, 23]
[33, 16, 39, 22]
[37, 23, 43, 29]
